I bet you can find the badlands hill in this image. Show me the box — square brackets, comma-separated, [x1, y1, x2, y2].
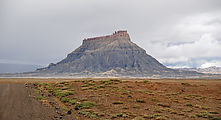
[35, 30, 200, 78]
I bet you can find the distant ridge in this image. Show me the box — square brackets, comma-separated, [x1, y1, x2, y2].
[0, 63, 42, 73]
[176, 66, 221, 75]
[35, 30, 201, 78]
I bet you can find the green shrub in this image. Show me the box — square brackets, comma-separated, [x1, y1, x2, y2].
[143, 80, 150, 83]
[61, 98, 70, 103]
[53, 90, 74, 98]
[37, 95, 45, 100]
[111, 113, 128, 118]
[69, 100, 77, 105]
[210, 117, 221, 120]
[75, 102, 96, 109]
[185, 103, 193, 107]
[152, 98, 157, 101]
[209, 111, 219, 114]
[33, 89, 40, 94]
[60, 81, 68, 84]
[56, 84, 64, 87]
[81, 84, 89, 87]
[181, 82, 191, 86]
[97, 85, 105, 88]
[136, 99, 145, 103]
[79, 110, 90, 115]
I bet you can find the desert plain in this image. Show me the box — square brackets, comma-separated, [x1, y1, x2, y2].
[0, 78, 220, 120]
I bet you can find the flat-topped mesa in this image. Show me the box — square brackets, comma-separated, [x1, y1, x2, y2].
[83, 30, 130, 44]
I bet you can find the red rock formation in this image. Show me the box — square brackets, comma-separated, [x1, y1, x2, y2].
[83, 30, 129, 44]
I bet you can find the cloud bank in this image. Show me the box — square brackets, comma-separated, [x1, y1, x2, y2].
[0, 0, 221, 68]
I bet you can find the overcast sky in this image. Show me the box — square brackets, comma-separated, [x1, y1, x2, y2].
[1, 0, 221, 68]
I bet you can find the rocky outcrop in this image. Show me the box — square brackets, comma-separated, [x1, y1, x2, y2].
[37, 30, 201, 77]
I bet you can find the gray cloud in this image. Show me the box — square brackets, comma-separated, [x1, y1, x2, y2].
[1, 0, 221, 68]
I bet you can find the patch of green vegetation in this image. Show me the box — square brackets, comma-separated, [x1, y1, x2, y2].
[56, 84, 64, 87]
[75, 102, 96, 109]
[196, 96, 206, 101]
[133, 104, 140, 108]
[181, 82, 191, 86]
[73, 97, 78, 99]
[80, 98, 88, 101]
[122, 106, 129, 109]
[96, 85, 105, 88]
[194, 111, 221, 119]
[38, 83, 48, 87]
[194, 104, 202, 108]
[186, 94, 205, 101]
[111, 113, 128, 119]
[101, 79, 122, 85]
[81, 87, 92, 90]
[144, 90, 155, 95]
[81, 84, 89, 87]
[136, 99, 145, 103]
[61, 85, 72, 90]
[37, 95, 46, 100]
[154, 109, 163, 113]
[143, 114, 154, 119]
[164, 108, 173, 112]
[209, 111, 219, 114]
[209, 117, 221, 120]
[112, 101, 124, 104]
[61, 98, 70, 103]
[53, 90, 74, 98]
[185, 103, 193, 107]
[143, 80, 150, 83]
[143, 114, 162, 119]
[178, 112, 185, 116]
[195, 112, 211, 118]
[78, 109, 99, 119]
[215, 97, 221, 100]
[88, 83, 96, 86]
[69, 100, 77, 105]
[137, 89, 154, 95]
[115, 88, 128, 94]
[166, 92, 181, 96]
[152, 98, 157, 101]
[82, 80, 95, 84]
[59, 81, 69, 84]
[33, 89, 40, 94]
[122, 85, 127, 89]
[61, 106, 68, 110]
[170, 110, 178, 114]
[202, 106, 210, 110]
[78, 110, 90, 115]
[44, 83, 54, 92]
[183, 96, 191, 100]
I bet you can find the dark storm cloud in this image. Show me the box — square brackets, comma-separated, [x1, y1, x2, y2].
[0, 0, 221, 68]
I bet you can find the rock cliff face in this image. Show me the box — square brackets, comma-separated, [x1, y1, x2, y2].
[37, 30, 199, 77]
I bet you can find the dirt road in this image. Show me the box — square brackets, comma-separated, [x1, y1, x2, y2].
[0, 83, 57, 120]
